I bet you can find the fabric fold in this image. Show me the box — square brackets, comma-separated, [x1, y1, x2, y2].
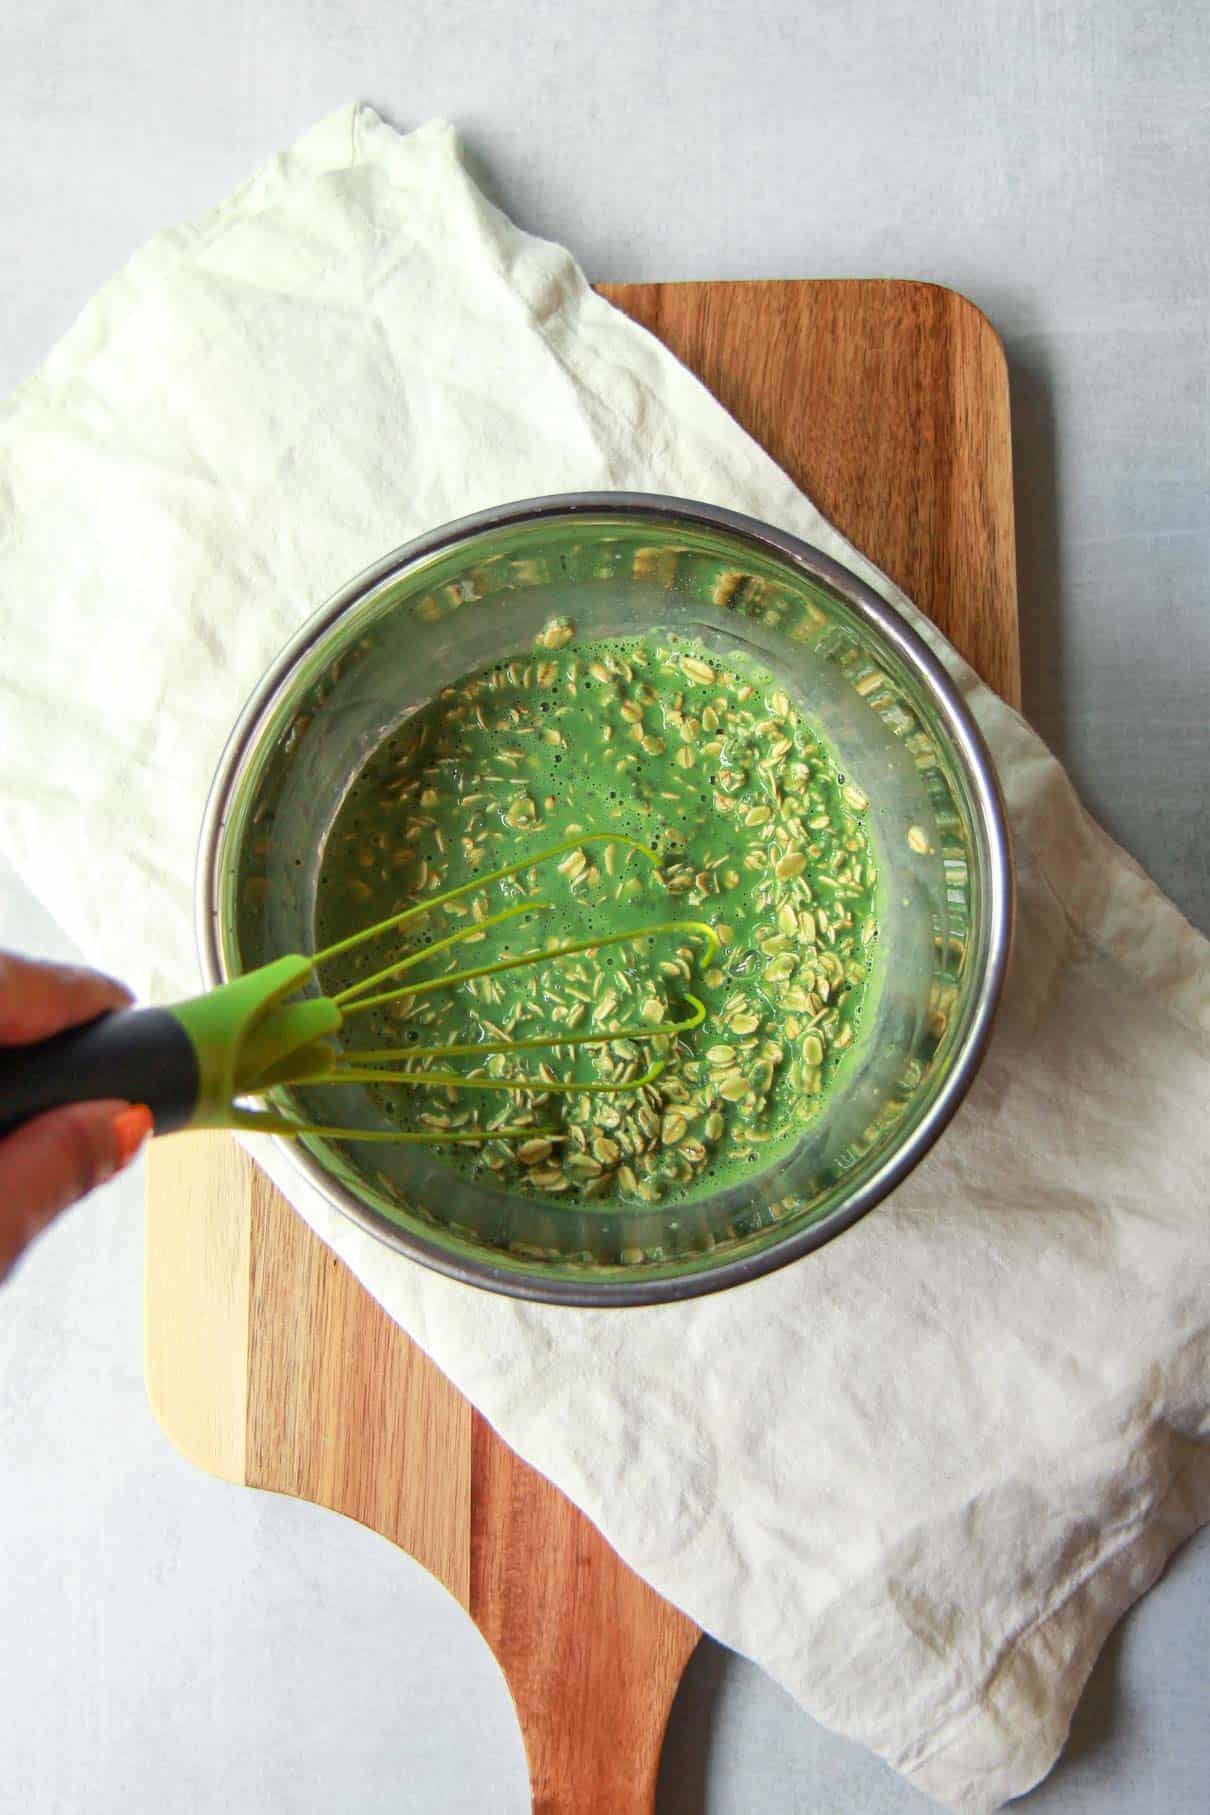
[1, 104, 1207, 1813]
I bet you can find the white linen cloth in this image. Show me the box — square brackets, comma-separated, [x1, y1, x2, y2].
[1, 104, 1207, 1812]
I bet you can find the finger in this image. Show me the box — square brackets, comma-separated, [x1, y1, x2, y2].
[0, 952, 134, 1044]
[0, 1100, 152, 1283]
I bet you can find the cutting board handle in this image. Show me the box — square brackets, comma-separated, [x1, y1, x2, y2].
[470, 1412, 700, 1813]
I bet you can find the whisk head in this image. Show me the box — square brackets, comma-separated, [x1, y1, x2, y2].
[184, 833, 717, 1144]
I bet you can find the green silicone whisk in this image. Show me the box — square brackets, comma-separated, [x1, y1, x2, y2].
[0, 835, 717, 1146]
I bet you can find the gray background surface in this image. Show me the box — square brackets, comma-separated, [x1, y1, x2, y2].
[1, 1, 1206, 1809]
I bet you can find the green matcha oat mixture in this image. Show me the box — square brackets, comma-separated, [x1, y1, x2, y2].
[315, 622, 878, 1206]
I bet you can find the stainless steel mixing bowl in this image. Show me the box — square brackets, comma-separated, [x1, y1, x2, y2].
[197, 494, 1013, 1305]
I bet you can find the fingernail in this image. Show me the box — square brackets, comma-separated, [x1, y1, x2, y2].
[113, 1104, 154, 1169]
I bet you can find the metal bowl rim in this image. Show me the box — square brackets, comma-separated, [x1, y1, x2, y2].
[195, 491, 1014, 1307]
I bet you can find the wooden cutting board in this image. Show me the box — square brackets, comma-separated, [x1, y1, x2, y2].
[146, 279, 1019, 1814]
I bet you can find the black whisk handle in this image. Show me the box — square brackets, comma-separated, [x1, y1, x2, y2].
[0, 1008, 200, 1141]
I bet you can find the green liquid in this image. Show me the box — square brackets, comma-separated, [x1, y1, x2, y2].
[314, 628, 878, 1207]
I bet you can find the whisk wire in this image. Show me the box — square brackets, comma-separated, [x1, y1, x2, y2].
[338, 992, 706, 1065]
[251, 832, 717, 1145]
[312, 831, 656, 970]
[337, 919, 718, 1020]
[330, 900, 549, 1009]
[329, 1060, 669, 1095]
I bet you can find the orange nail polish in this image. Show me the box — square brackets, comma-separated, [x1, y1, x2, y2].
[113, 1104, 154, 1168]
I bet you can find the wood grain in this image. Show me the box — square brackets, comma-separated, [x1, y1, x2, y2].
[471, 1416, 700, 1814]
[146, 279, 1020, 1813]
[244, 1160, 473, 1606]
[600, 280, 1020, 707]
[145, 1132, 251, 1483]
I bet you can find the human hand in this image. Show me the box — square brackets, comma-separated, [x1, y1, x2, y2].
[0, 953, 152, 1284]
